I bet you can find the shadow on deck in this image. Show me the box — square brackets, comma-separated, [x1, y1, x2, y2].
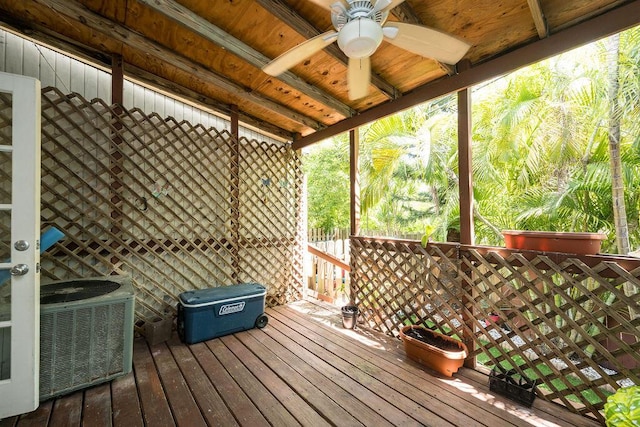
[3, 300, 601, 426]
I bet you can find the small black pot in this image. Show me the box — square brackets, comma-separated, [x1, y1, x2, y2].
[341, 305, 359, 329]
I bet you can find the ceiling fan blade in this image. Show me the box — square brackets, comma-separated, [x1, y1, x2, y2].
[347, 56, 371, 100]
[378, 0, 406, 12]
[263, 31, 338, 76]
[383, 22, 471, 64]
[372, 0, 393, 13]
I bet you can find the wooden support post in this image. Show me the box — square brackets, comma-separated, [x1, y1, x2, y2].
[458, 83, 474, 244]
[230, 104, 240, 282]
[110, 54, 124, 267]
[349, 128, 360, 305]
[457, 71, 476, 368]
[350, 128, 360, 237]
[111, 54, 124, 106]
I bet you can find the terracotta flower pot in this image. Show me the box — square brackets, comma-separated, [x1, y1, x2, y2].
[502, 230, 607, 255]
[399, 325, 468, 377]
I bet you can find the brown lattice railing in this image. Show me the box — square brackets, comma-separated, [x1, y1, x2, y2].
[0, 88, 304, 325]
[350, 236, 640, 423]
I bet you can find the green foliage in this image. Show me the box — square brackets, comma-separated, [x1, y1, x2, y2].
[604, 386, 640, 426]
[303, 25, 640, 251]
[303, 138, 350, 231]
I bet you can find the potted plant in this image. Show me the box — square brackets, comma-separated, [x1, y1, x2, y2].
[399, 325, 468, 377]
[604, 385, 640, 426]
[502, 230, 607, 255]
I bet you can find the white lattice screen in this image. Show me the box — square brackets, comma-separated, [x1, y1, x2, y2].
[33, 87, 303, 324]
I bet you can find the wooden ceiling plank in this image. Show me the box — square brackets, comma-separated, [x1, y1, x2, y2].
[293, 0, 640, 149]
[390, 1, 456, 76]
[137, 0, 354, 118]
[527, 0, 549, 38]
[33, 0, 323, 131]
[255, 0, 399, 99]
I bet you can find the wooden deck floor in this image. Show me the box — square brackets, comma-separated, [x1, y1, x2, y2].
[2, 300, 601, 427]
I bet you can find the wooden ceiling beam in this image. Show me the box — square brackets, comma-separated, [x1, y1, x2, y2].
[255, 0, 399, 99]
[137, 0, 354, 118]
[0, 19, 294, 140]
[527, 0, 548, 39]
[30, 0, 323, 131]
[293, 0, 640, 149]
[391, 2, 421, 24]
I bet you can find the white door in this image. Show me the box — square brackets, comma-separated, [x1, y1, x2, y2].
[0, 72, 41, 418]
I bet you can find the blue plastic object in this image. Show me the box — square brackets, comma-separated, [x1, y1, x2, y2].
[0, 226, 64, 285]
[40, 227, 64, 254]
[177, 283, 267, 344]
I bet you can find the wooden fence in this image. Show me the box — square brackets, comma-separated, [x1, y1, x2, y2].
[0, 88, 305, 327]
[308, 227, 422, 243]
[305, 240, 350, 304]
[305, 228, 421, 304]
[350, 236, 640, 423]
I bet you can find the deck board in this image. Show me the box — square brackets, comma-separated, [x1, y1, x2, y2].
[110, 371, 143, 427]
[150, 342, 207, 427]
[221, 334, 335, 426]
[82, 383, 112, 426]
[49, 390, 82, 427]
[188, 341, 270, 426]
[249, 328, 392, 426]
[262, 312, 442, 426]
[10, 299, 603, 427]
[165, 337, 238, 426]
[272, 304, 537, 426]
[131, 339, 174, 427]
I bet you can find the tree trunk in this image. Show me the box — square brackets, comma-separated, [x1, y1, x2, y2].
[606, 34, 630, 255]
[606, 34, 636, 319]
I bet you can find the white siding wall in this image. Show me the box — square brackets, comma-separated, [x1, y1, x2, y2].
[0, 28, 281, 143]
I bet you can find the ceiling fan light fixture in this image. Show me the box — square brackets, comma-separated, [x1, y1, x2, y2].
[337, 18, 383, 58]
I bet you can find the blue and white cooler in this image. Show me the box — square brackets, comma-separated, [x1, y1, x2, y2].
[177, 283, 268, 344]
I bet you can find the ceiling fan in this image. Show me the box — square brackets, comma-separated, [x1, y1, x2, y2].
[262, 0, 471, 100]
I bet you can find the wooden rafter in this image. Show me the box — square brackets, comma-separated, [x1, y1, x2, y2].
[255, 0, 399, 100]
[0, 20, 294, 140]
[527, 0, 548, 39]
[33, 0, 323, 131]
[137, 0, 354, 118]
[293, 0, 640, 149]
[391, 2, 421, 24]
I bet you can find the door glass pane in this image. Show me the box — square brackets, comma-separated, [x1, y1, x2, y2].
[0, 91, 11, 145]
[0, 90, 11, 206]
[0, 90, 10, 381]
[0, 209, 9, 382]
[0, 150, 10, 205]
[0, 327, 9, 380]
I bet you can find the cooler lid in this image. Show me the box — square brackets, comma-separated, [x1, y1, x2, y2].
[179, 283, 266, 307]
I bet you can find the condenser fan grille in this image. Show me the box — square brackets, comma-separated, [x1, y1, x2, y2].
[40, 280, 120, 304]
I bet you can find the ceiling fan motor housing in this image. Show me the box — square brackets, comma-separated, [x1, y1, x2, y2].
[333, 0, 388, 59]
[337, 18, 384, 58]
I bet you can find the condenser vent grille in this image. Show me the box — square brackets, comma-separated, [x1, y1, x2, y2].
[39, 278, 134, 401]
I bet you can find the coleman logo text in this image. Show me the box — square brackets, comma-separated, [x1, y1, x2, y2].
[219, 301, 245, 315]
